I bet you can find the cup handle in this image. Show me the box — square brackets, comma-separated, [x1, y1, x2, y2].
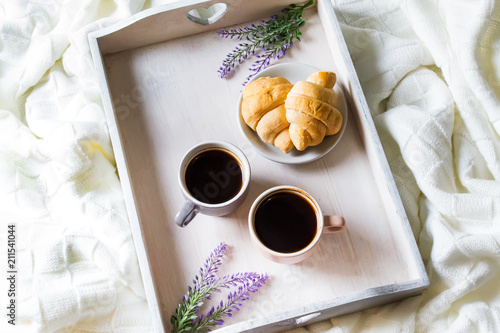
[175, 201, 199, 227]
[323, 215, 346, 233]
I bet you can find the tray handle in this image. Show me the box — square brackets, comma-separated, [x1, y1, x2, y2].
[187, 2, 228, 25]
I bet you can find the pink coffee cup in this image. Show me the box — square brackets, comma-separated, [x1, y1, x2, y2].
[248, 186, 345, 264]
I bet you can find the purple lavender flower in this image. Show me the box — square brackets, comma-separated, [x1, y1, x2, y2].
[170, 242, 269, 333]
[194, 242, 227, 287]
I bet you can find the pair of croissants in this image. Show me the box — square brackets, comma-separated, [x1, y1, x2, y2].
[241, 71, 342, 153]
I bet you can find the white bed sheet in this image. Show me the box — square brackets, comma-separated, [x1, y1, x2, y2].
[0, 0, 499, 332]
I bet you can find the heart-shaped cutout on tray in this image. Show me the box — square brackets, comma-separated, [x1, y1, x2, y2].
[187, 3, 228, 25]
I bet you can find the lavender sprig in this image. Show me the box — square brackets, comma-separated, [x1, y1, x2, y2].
[195, 242, 227, 287]
[217, 0, 313, 84]
[170, 243, 269, 332]
[193, 273, 270, 332]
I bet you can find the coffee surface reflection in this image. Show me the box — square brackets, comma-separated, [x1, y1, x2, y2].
[255, 191, 317, 253]
[185, 149, 243, 204]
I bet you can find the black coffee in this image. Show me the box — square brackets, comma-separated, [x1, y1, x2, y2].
[185, 149, 243, 204]
[254, 191, 317, 253]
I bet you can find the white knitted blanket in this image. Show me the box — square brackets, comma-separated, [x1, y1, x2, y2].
[0, 0, 499, 332]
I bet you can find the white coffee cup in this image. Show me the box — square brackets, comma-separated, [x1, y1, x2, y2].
[175, 141, 251, 227]
[248, 186, 345, 264]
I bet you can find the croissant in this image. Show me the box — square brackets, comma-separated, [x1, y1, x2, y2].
[241, 77, 294, 153]
[285, 72, 343, 151]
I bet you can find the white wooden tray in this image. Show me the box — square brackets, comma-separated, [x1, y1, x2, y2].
[89, 1, 429, 332]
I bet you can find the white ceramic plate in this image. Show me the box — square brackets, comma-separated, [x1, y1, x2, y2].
[237, 62, 348, 164]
